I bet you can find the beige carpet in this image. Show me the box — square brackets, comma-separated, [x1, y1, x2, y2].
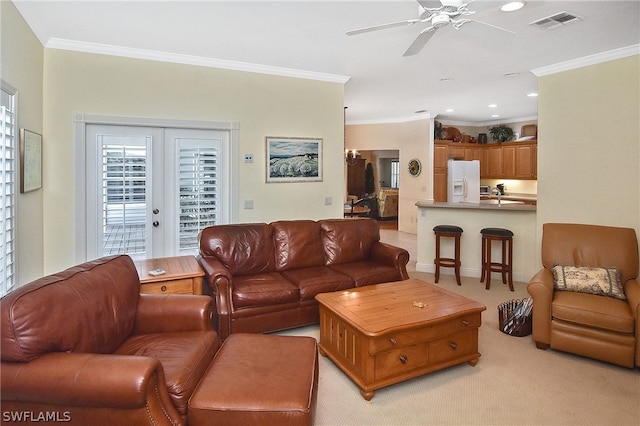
[278, 272, 639, 426]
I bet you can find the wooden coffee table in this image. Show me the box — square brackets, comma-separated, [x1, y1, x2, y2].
[315, 279, 486, 400]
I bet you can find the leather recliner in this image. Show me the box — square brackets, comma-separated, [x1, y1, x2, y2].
[527, 223, 639, 368]
[1, 255, 220, 425]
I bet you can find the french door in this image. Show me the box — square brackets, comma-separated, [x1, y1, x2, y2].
[85, 124, 229, 260]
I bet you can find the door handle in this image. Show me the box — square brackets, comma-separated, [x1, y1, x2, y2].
[153, 221, 159, 227]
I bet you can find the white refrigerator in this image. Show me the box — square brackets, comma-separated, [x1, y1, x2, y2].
[447, 159, 480, 203]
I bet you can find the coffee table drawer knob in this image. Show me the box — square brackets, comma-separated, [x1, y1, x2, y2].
[389, 338, 397, 345]
[399, 355, 408, 364]
[449, 341, 458, 350]
[462, 320, 469, 326]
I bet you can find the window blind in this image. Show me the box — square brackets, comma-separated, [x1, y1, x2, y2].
[0, 88, 16, 296]
[178, 146, 218, 252]
[101, 143, 148, 257]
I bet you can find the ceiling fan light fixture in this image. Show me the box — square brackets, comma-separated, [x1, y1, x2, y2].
[432, 14, 451, 28]
[501, 2, 526, 13]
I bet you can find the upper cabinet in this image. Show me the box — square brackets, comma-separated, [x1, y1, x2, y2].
[491, 142, 537, 179]
[434, 140, 537, 188]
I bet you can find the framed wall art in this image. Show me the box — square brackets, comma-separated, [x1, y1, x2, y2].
[266, 137, 322, 183]
[20, 129, 42, 193]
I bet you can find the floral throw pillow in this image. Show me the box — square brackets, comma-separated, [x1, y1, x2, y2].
[552, 265, 626, 300]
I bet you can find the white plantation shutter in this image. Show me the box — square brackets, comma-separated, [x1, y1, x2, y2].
[0, 86, 16, 296]
[100, 139, 149, 258]
[177, 143, 219, 253]
[83, 121, 231, 260]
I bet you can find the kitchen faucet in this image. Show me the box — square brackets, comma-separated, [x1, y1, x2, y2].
[491, 187, 502, 205]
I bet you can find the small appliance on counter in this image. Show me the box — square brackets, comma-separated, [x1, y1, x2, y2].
[480, 185, 491, 196]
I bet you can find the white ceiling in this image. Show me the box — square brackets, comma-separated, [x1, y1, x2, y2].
[12, 0, 640, 125]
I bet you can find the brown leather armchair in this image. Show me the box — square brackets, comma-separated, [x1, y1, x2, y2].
[1, 255, 219, 425]
[527, 223, 640, 368]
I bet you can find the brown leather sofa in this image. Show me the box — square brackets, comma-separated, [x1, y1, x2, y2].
[1, 255, 220, 425]
[527, 223, 640, 368]
[198, 218, 410, 340]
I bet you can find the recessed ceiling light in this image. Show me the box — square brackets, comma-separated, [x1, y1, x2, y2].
[504, 72, 519, 78]
[488, 104, 498, 108]
[491, 114, 500, 118]
[445, 108, 454, 113]
[414, 109, 428, 114]
[440, 77, 454, 82]
[501, 2, 525, 12]
[527, 92, 539, 97]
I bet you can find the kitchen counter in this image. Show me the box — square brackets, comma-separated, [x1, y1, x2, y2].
[416, 200, 536, 211]
[482, 192, 537, 205]
[415, 200, 537, 283]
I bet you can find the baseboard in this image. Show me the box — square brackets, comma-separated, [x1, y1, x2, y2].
[415, 262, 529, 284]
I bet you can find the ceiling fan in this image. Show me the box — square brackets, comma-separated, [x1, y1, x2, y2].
[346, 0, 514, 57]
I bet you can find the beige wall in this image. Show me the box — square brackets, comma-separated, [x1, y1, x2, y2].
[5, 0, 638, 281]
[345, 119, 431, 234]
[42, 50, 344, 274]
[536, 55, 640, 268]
[1, 1, 45, 285]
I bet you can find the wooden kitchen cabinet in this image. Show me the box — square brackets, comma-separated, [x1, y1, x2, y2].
[434, 169, 448, 202]
[502, 145, 516, 177]
[448, 144, 465, 160]
[514, 143, 537, 178]
[433, 142, 449, 202]
[465, 146, 489, 177]
[483, 142, 537, 179]
[432, 141, 537, 200]
[487, 145, 504, 178]
[434, 142, 449, 168]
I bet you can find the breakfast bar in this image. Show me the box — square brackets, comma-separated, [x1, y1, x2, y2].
[415, 201, 537, 284]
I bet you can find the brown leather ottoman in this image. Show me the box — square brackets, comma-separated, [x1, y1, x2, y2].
[188, 333, 318, 426]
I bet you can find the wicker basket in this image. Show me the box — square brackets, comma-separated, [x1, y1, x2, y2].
[498, 298, 532, 337]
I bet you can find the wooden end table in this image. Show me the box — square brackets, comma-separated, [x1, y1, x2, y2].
[315, 279, 486, 400]
[134, 255, 204, 295]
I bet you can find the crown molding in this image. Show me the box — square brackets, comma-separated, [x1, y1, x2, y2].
[532, 44, 640, 77]
[346, 112, 432, 126]
[438, 115, 538, 127]
[45, 38, 351, 84]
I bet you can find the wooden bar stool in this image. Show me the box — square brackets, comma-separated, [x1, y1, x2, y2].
[480, 227, 514, 291]
[433, 225, 463, 286]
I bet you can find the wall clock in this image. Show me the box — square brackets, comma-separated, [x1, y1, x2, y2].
[408, 159, 421, 177]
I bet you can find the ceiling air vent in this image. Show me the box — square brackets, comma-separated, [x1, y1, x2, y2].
[530, 11, 582, 30]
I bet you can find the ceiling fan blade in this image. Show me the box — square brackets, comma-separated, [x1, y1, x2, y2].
[416, 1, 442, 10]
[403, 27, 438, 56]
[455, 19, 515, 35]
[347, 19, 421, 36]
